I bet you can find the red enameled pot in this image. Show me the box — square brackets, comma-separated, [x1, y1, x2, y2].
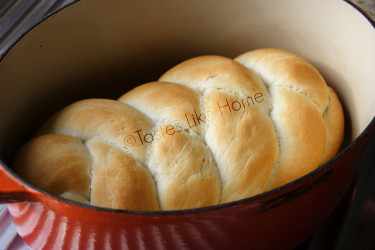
[0, 0, 374, 249]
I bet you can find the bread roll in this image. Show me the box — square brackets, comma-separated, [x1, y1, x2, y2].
[13, 49, 344, 211]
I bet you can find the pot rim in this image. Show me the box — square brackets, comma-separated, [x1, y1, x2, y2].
[0, 0, 374, 215]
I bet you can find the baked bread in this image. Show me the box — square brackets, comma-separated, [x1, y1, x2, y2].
[13, 48, 344, 211]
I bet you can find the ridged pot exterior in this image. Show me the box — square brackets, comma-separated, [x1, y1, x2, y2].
[6, 128, 371, 250]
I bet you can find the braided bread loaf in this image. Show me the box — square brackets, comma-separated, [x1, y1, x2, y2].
[13, 49, 344, 211]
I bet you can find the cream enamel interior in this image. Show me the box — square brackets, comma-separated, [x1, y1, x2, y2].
[0, 0, 374, 165]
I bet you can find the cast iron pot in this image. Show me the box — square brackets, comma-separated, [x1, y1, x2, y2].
[0, 0, 374, 249]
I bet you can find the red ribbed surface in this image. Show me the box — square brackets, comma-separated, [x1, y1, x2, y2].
[0, 205, 28, 249]
[8, 202, 229, 250]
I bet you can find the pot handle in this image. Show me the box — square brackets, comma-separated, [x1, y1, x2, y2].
[0, 164, 33, 203]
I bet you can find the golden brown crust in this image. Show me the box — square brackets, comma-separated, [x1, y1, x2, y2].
[37, 98, 153, 163]
[13, 48, 344, 210]
[119, 81, 221, 209]
[87, 140, 159, 210]
[235, 48, 329, 112]
[234, 48, 344, 190]
[13, 134, 91, 200]
[320, 87, 345, 163]
[264, 88, 326, 190]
